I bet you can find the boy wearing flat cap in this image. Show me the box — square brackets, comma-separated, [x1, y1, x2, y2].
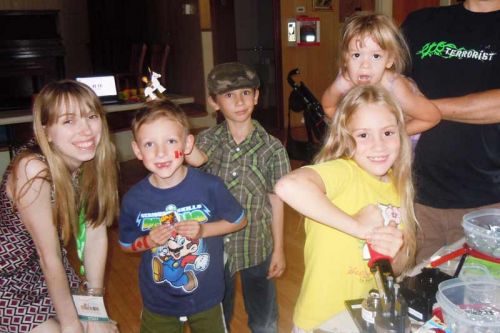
[196, 62, 290, 332]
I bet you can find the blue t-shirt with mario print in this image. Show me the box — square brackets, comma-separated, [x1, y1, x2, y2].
[119, 167, 245, 316]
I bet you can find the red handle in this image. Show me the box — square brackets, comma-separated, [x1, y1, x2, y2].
[465, 244, 500, 264]
[368, 244, 392, 268]
[429, 247, 468, 268]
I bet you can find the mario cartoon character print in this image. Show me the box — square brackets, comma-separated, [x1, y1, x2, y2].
[362, 203, 402, 260]
[148, 206, 210, 293]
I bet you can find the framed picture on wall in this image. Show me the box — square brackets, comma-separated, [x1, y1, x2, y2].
[339, 0, 374, 22]
[313, 0, 334, 11]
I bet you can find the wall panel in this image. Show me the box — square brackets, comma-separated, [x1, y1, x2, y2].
[280, 0, 339, 127]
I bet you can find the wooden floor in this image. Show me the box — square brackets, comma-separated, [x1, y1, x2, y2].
[78, 153, 308, 332]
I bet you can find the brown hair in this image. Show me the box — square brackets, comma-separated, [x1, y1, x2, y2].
[13, 80, 119, 243]
[339, 12, 410, 74]
[315, 84, 417, 270]
[131, 99, 190, 140]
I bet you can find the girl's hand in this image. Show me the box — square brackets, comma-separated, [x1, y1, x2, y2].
[353, 204, 384, 239]
[149, 224, 173, 246]
[175, 220, 202, 239]
[366, 222, 403, 258]
[322, 69, 355, 119]
[333, 69, 355, 95]
[83, 320, 119, 333]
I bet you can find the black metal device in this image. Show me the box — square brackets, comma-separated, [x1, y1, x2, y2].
[371, 259, 411, 333]
[399, 267, 452, 322]
[346, 257, 411, 333]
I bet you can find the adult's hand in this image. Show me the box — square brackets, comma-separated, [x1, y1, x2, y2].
[61, 321, 85, 333]
[84, 320, 119, 333]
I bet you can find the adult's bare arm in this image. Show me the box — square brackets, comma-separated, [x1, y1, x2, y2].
[13, 157, 83, 332]
[84, 223, 108, 291]
[433, 89, 500, 124]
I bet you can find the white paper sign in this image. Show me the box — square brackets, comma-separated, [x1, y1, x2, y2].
[72, 295, 110, 321]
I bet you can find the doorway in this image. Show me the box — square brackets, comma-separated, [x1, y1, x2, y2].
[210, 0, 283, 131]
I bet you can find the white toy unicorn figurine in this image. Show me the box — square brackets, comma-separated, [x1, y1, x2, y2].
[143, 69, 166, 100]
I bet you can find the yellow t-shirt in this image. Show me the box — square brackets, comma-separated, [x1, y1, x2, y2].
[293, 159, 400, 330]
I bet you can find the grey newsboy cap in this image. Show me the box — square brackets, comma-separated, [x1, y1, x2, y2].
[207, 62, 260, 95]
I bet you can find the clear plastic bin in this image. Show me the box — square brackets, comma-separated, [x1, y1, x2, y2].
[436, 277, 500, 333]
[462, 209, 500, 259]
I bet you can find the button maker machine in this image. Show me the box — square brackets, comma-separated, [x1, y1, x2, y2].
[345, 204, 412, 333]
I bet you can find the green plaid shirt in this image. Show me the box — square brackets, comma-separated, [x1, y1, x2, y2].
[196, 120, 291, 275]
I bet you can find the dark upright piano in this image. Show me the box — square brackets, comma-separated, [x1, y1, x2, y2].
[0, 10, 65, 110]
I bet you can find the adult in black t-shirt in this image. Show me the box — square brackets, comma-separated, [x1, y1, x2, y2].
[402, 0, 500, 263]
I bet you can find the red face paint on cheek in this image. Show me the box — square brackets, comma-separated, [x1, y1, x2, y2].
[174, 150, 184, 159]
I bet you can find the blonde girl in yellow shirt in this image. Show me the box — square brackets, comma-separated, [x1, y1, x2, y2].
[275, 85, 417, 332]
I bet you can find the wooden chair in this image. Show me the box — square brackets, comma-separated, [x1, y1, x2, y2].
[148, 43, 170, 87]
[115, 42, 147, 91]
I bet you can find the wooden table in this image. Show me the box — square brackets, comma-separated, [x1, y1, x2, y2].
[0, 94, 194, 126]
[0, 94, 195, 159]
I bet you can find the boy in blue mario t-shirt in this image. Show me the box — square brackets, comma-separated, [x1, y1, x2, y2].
[119, 99, 247, 332]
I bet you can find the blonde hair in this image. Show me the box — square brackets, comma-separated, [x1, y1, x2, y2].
[340, 12, 410, 75]
[13, 80, 119, 244]
[131, 99, 190, 140]
[315, 85, 416, 270]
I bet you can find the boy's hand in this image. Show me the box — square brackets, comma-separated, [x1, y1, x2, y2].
[353, 204, 384, 239]
[149, 223, 174, 247]
[267, 248, 286, 279]
[366, 222, 403, 258]
[184, 144, 208, 167]
[194, 253, 210, 271]
[175, 220, 202, 239]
